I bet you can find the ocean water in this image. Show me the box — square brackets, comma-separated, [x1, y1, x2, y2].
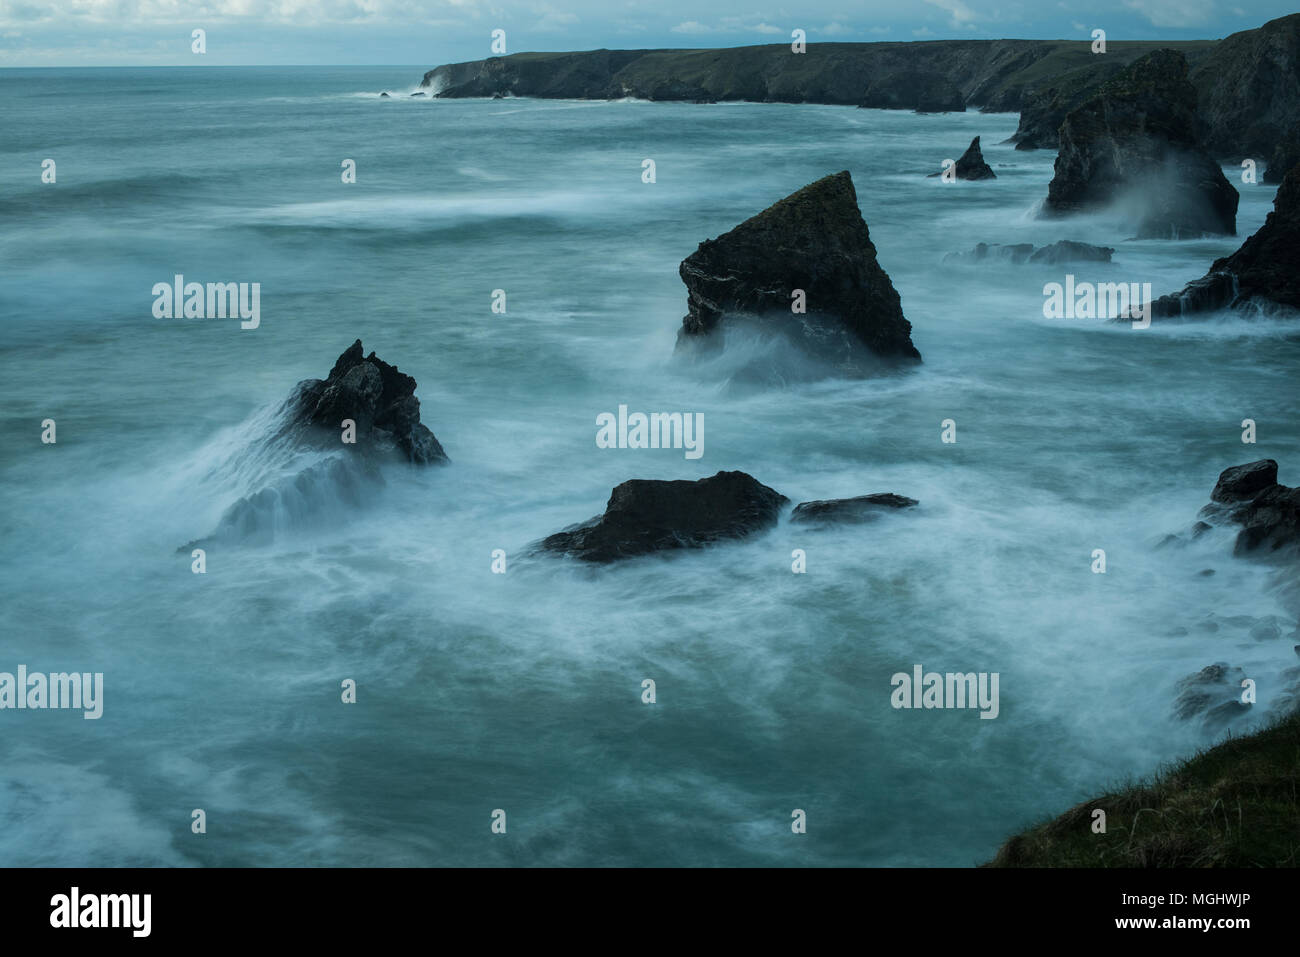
[1, 65, 1297, 867]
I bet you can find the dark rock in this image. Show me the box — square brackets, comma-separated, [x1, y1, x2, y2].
[1043, 50, 1239, 239]
[676, 171, 920, 372]
[1212, 459, 1279, 503]
[1174, 662, 1251, 727]
[790, 493, 918, 524]
[1190, 14, 1300, 160]
[290, 339, 448, 465]
[860, 69, 965, 112]
[1010, 62, 1126, 151]
[1028, 240, 1114, 264]
[539, 471, 787, 563]
[944, 242, 1035, 265]
[1264, 121, 1300, 183]
[948, 136, 995, 179]
[1147, 164, 1300, 318]
[1197, 460, 1300, 557]
[944, 240, 1113, 265]
[379, 92, 391, 98]
[410, 91, 427, 97]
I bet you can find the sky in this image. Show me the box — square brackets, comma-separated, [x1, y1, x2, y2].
[0, 1, 1292, 67]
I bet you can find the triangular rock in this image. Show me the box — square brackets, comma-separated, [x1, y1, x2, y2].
[676, 171, 920, 371]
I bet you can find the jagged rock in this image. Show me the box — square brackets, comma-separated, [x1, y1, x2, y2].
[928, 136, 994, 179]
[1264, 122, 1300, 183]
[944, 240, 1113, 265]
[289, 340, 448, 465]
[676, 171, 920, 371]
[790, 493, 918, 525]
[1197, 459, 1300, 556]
[1148, 163, 1300, 318]
[379, 92, 391, 98]
[1174, 662, 1252, 728]
[539, 471, 787, 563]
[860, 69, 965, 112]
[1043, 50, 1238, 238]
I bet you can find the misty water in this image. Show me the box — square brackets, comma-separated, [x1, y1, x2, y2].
[1, 66, 1296, 866]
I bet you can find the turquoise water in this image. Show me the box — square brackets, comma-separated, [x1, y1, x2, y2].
[1, 66, 1296, 866]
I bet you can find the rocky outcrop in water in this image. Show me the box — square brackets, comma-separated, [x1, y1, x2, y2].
[290, 340, 448, 464]
[790, 493, 918, 525]
[928, 136, 995, 179]
[944, 240, 1113, 265]
[1173, 662, 1252, 728]
[860, 69, 965, 112]
[1197, 460, 1300, 557]
[539, 471, 787, 562]
[1043, 50, 1239, 238]
[676, 170, 920, 371]
[1147, 163, 1300, 318]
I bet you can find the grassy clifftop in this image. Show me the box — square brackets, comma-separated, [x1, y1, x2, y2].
[986, 709, 1300, 867]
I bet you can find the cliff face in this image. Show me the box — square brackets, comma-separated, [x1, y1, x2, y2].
[422, 40, 1211, 111]
[1190, 13, 1300, 159]
[1149, 162, 1300, 317]
[419, 20, 1299, 161]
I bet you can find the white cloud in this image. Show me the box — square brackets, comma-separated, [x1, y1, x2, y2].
[1121, 0, 1215, 27]
[922, 0, 978, 30]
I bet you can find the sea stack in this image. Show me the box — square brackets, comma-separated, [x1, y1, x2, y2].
[1147, 163, 1300, 318]
[929, 136, 995, 179]
[676, 171, 920, 372]
[1043, 49, 1238, 238]
[288, 340, 449, 464]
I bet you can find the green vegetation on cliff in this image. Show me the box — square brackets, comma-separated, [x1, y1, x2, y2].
[986, 708, 1300, 867]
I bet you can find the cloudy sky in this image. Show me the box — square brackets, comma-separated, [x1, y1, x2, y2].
[0, 1, 1290, 67]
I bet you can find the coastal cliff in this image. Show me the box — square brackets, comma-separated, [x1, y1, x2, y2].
[420, 14, 1300, 161]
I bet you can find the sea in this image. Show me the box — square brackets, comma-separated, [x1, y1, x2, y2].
[0, 65, 1296, 866]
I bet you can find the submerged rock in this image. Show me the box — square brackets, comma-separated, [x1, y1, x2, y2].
[790, 494, 918, 525]
[676, 171, 920, 372]
[1147, 164, 1300, 318]
[1043, 50, 1239, 239]
[539, 471, 787, 563]
[860, 69, 965, 113]
[1197, 459, 1300, 557]
[944, 240, 1113, 265]
[289, 340, 448, 465]
[1173, 662, 1252, 728]
[929, 136, 995, 180]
